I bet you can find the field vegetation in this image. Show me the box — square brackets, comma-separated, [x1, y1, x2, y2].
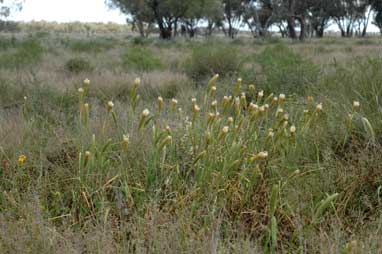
[0, 32, 382, 253]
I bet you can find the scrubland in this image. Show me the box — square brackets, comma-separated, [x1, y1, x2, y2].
[0, 31, 382, 253]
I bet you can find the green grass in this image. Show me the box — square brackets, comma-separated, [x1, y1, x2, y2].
[122, 46, 163, 71]
[0, 33, 382, 253]
[0, 39, 44, 69]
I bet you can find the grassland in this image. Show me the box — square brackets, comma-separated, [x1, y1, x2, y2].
[0, 31, 382, 253]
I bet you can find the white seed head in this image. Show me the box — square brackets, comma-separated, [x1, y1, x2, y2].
[158, 96, 163, 102]
[258, 90, 264, 98]
[257, 151, 268, 159]
[316, 103, 323, 112]
[211, 86, 217, 91]
[78, 88, 84, 94]
[142, 109, 150, 117]
[211, 100, 218, 107]
[353, 101, 360, 108]
[222, 126, 229, 134]
[279, 94, 286, 101]
[134, 78, 141, 86]
[83, 78, 90, 86]
[290, 125, 296, 134]
[171, 98, 178, 105]
[228, 117, 234, 123]
[107, 101, 114, 111]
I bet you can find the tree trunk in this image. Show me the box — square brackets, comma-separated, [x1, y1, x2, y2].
[287, 17, 297, 39]
[299, 15, 306, 41]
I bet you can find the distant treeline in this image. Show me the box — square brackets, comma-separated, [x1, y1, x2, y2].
[106, 0, 382, 40]
[0, 21, 131, 34]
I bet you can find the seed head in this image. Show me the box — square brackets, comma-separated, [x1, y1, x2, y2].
[249, 103, 258, 111]
[78, 88, 84, 94]
[290, 125, 296, 134]
[353, 101, 360, 108]
[134, 78, 141, 86]
[142, 109, 150, 117]
[228, 117, 234, 123]
[193, 104, 200, 113]
[83, 78, 90, 86]
[211, 100, 218, 107]
[257, 151, 268, 159]
[258, 90, 264, 98]
[316, 103, 323, 112]
[222, 126, 229, 134]
[107, 101, 114, 112]
[279, 94, 286, 101]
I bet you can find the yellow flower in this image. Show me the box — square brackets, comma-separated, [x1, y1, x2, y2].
[18, 155, 26, 166]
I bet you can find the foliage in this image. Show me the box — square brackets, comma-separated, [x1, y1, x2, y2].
[122, 46, 163, 71]
[185, 43, 241, 80]
[65, 57, 94, 73]
[0, 39, 43, 69]
[256, 44, 319, 94]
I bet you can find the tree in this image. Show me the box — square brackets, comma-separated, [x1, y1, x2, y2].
[331, 0, 370, 37]
[243, 0, 275, 37]
[181, 0, 222, 38]
[0, 0, 23, 19]
[371, 0, 382, 35]
[221, 0, 246, 38]
[107, 0, 195, 39]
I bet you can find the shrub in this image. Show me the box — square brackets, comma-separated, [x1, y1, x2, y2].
[69, 39, 115, 53]
[256, 44, 318, 94]
[65, 57, 93, 73]
[0, 39, 44, 69]
[185, 44, 241, 80]
[122, 46, 163, 71]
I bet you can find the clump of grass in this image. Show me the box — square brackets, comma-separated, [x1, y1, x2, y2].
[0, 39, 44, 69]
[69, 39, 115, 53]
[65, 57, 94, 74]
[256, 44, 318, 94]
[122, 46, 163, 71]
[185, 43, 241, 80]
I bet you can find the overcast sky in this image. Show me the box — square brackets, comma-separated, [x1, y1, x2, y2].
[10, 0, 126, 23]
[7, 0, 380, 32]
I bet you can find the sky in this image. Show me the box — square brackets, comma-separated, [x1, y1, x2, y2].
[9, 0, 127, 24]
